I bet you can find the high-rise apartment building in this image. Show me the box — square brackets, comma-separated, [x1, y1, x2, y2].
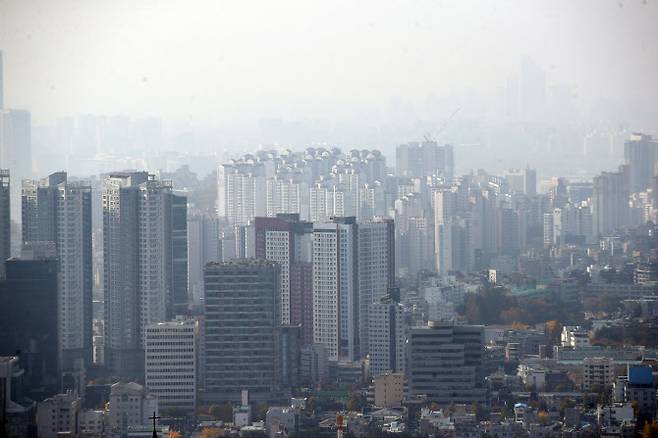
[0, 109, 31, 221]
[592, 165, 630, 238]
[145, 319, 197, 414]
[624, 133, 657, 193]
[203, 259, 281, 403]
[434, 188, 456, 275]
[21, 172, 92, 368]
[103, 171, 187, 377]
[368, 297, 406, 377]
[312, 217, 359, 361]
[396, 141, 454, 180]
[358, 218, 395, 354]
[254, 214, 313, 344]
[0, 169, 8, 279]
[407, 322, 486, 406]
[187, 211, 221, 305]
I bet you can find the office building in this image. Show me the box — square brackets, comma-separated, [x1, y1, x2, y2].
[103, 172, 187, 377]
[22, 172, 93, 368]
[407, 322, 486, 406]
[107, 382, 158, 438]
[36, 391, 80, 438]
[368, 297, 406, 377]
[0, 169, 8, 279]
[144, 319, 197, 414]
[0, 257, 60, 401]
[203, 259, 280, 403]
[312, 217, 359, 361]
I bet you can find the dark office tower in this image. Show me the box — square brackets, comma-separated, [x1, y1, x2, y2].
[0, 109, 31, 221]
[592, 165, 630, 238]
[0, 169, 8, 279]
[171, 193, 188, 315]
[624, 133, 657, 193]
[254, 214, 313, 344]
[21, 172, 92, 369]
[407, 322, 486, 406]
[103, 172, 186, 378]
[0, 258, 60, 400]
[203, 259, 280, 403]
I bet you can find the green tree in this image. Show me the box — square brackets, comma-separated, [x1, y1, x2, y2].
[208, 403, 233, 422]
[346, 392, 366, 412]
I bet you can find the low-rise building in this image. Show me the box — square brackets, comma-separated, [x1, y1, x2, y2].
[561, 326, 590, 348]
[582, 357, 615, 391]
[36, 391, 80, 438]
[107, 382, 158, 438]
[78, 409, 106, 437]
[374, 373, 405, 408]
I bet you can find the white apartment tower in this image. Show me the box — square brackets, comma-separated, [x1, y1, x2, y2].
[22, 172, 93, 369]
[103, 171, 187, 377]
[312, 217, 359, 361]
[358, 218, 395, 354]
[368, 298, 406, 377]
[145, 319, 198, 414]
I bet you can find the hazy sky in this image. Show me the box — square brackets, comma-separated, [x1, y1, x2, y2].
[1, 0, 657, 126]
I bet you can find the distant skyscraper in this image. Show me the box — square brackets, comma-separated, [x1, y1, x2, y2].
[624, 133, 657, 193]
[592, 165, 630, 238]
[0, 51, 3, 109]
[312, 217, 359, 361]
[187, 212, 221, 305]
[434, 188, 455, 275]
[203, 259, 280, 403]
[0, 169, 8, 279]
[22, 172, 93, 368]
[396, 141, 454, 180]
[103, 172, 187, 377]
[0, 109, 31, 221]
[0, 257, 60, 400]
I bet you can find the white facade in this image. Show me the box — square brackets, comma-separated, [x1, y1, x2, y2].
[358, 219, 394, 354]
[368, 301, 405, 377]
[108, 382, 158, 438]
[78, 409, 106, 437]
[144, 319, 197, 414]
[36, 391, 80, 438]
[312, 219, 358, 361]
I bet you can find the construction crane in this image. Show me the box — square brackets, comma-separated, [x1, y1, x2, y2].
[424, 107, 461, 142]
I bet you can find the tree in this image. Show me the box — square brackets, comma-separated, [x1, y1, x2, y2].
[208, 403, 233, 422]
[346, 392, 366, 412]
[643, 420, 658, 438]
[200, 427, 222, 438]
[537, 411, 550, 425]
[169, 432, 182, 438]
